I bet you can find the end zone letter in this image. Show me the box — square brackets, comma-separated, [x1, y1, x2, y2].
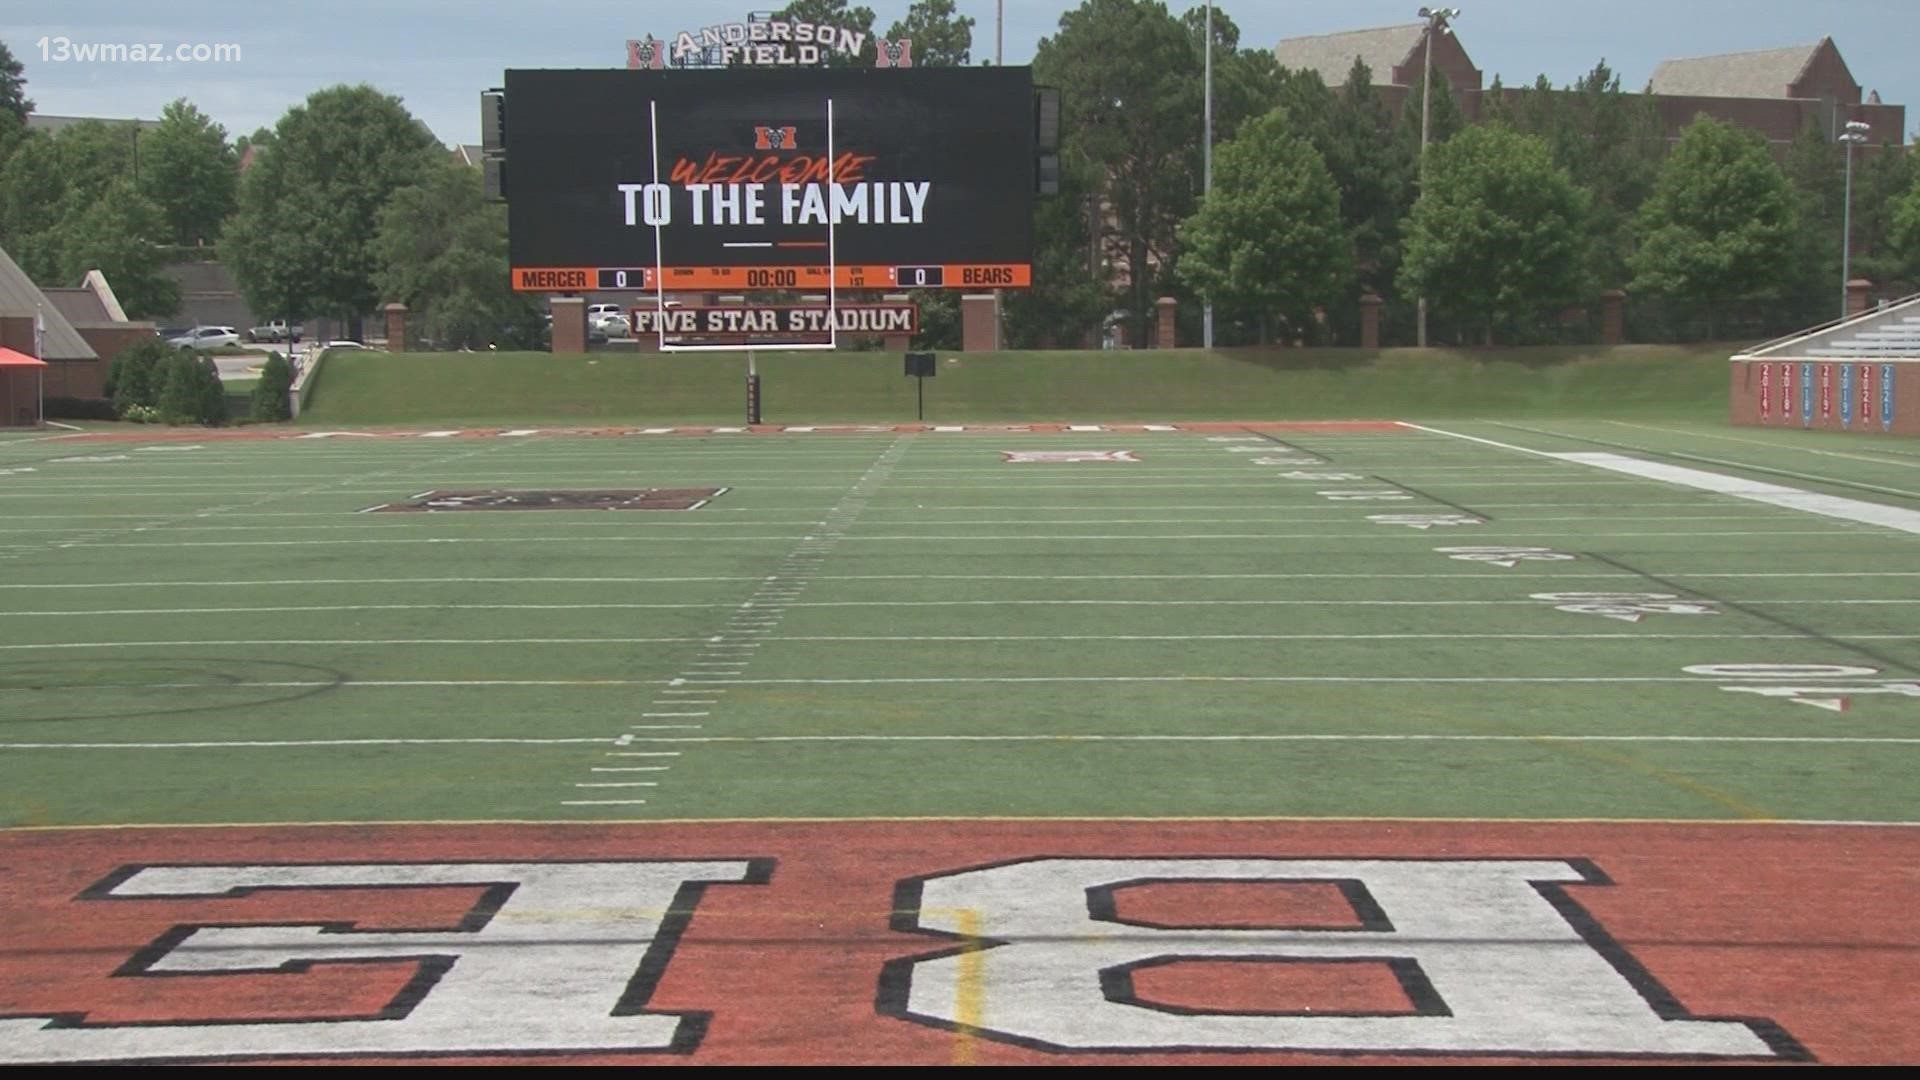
[881, 858, 1794, 1058]
[0, 860, 765, 1063]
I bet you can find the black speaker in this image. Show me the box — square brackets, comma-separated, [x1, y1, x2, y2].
[905, 351, 936, 377]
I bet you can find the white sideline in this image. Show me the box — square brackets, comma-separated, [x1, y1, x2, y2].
[1402, 423, 1920, 535]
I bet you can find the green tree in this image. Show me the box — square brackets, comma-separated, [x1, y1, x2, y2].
[223, 85, 441, 334]
[250, 351, 294, 421]
[106, 336, 171, 415]
[1309, 59, 1418, 340]
[1398, 125, 1590, 345]
[1488, 61, 1662, 292]
[1780, 119, 1844, 324]
[58, 179, 181, 318]
[1851, 139, 1918, 289]
[159, 352, 228, 425]
[1631, 116, 1797, 339]
[1036, 0, 1202, 346]
[1005, 154, 1115, 348]
[1176, 110, 1349, 344]
[775, 0, 878, 65]
[0, 131, 64, 279]
[883, 0, 972, 66]
[0, 39, 30, 122]
[373, 158, 542, 350]
[142, 99, 238, 245]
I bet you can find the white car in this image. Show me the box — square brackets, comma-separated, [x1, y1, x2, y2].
[592, 311, 633, 338]
[168, 326, 240, 351]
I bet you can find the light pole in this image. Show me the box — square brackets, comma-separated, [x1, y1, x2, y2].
[1415, 6, 1458, 348]
[1839, 119, 1870, 320]
[1203, 1, 1213, 350]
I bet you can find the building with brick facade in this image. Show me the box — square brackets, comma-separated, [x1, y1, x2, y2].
[1272, 25, 1905, 151]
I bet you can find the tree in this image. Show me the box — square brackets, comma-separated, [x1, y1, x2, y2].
[154, 350, 226, 425]
[1176, 110, 1349, 344]
[250, 351, 294, 421]
[0, 39, 30, 122]
[1004, 154, 1115, 348]
[1036, 0, 1203, 346]
[0, 131, 65, 279]
[1306, 59, 1418, 340]
[142, 99, 238, 245]
[1487, 61, 1663, 292]
[58, 179, 181, 318]
[1780, 119, 1844, 324]
[1398, 125, 1590, 345]
[223, 85, 441, 334]
[373, 158, 542, 350]
[775, 0, 878, 65]
[1893, 173, 1920, 283]
[106, 336, 171, 416]
[884, 0, 972, 66]
[1631, 116, 1797, 339]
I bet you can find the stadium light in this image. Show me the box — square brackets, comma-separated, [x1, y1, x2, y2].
[1203, 1, 1213, 351]
[1839, 119, 1871, 321]
[1415, 6, 1459, 348]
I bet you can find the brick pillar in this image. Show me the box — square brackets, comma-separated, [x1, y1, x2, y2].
[882, 292, 913, 351]
[1600, 289, 1626, 346]
[1847, 278, 1872, 319]
[1358, 293, 1384, 349]
[1155, 296, 1177, 350]
[382, 303, 408, 352]
[551, 296, 586, 354]
[961, 293, 999, 352]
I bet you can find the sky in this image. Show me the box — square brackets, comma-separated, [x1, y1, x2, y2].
[3, 0, 1916, 146]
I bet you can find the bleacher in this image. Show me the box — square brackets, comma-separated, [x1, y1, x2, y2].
[1736, 294, 1920, 363]
[1804, 314, 1920, 357]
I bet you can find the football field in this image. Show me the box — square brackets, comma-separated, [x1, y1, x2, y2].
[2, 419, 1917, 1064]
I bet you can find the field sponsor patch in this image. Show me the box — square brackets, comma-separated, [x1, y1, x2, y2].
[1002, 451, 1139, 464]
[0, 820, 1910, 1064]
[365, 488, 728, 513]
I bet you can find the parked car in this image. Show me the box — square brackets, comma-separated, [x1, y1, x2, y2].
[592, 311, 633, 338]
[245, 320, 303, 343]
[586, 303, 624, 321]
[167, 326, 241, 351]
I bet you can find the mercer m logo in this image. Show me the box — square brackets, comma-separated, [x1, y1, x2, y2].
[627, 36, 666, 70]
[754, 125, 799, 151]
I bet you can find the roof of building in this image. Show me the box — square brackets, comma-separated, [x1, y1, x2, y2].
[451, 144, 485, 167]
[0, 245, 97, 361]
[1647, 40, 1828, 99]
[1273, 23, 1426, 87]
[41, 287, 112, 326]
[23, 113, 162, 134]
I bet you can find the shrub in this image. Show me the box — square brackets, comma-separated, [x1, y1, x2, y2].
[43, 396, 119, 421]
[250, 351, 293, 421]
[106, 336, 174, 416]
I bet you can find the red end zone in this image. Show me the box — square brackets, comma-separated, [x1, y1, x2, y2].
[1, 819, 1911, 1065]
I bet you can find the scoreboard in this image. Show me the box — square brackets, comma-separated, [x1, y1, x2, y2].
[503, 67, 1036, 292]
[510, 263, 1026, 292]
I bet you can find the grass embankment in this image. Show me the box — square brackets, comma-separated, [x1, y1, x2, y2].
[297, 344, 1734, 426]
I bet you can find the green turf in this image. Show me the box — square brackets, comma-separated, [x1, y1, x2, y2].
[296, 345, 1737, 426]
[1, 422, 1916, 826]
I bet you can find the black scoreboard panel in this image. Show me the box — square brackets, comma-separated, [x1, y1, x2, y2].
[504, 67, 1035, 290]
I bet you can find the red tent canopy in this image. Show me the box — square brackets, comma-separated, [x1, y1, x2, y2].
[0, 346, 49, 367]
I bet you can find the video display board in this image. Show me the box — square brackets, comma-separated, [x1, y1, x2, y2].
[504, 67, 1035, 292]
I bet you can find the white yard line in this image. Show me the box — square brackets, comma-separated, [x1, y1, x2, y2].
[1406, 422, 1920, 522]
[7, 569, 1916, 591]
[5, 733, 1913, 751]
